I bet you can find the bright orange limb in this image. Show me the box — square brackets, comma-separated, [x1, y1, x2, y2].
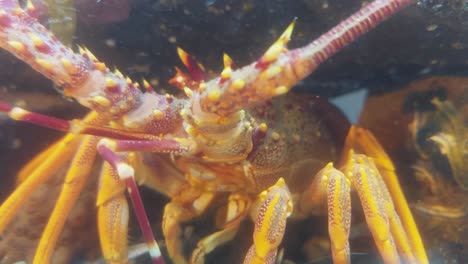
[298, 163, 351, 264]
[15, 137, 66, 184]
[345, 126, 428, 263]
[96, 144, 164, 264]
[0, 133, 79, 234]
[244, 178, 292, 264]
[11, 111, 103, 184]
[97, 162, 129, 264]
[162, 190, 215, 264]
[343, 153, 400, 263]
[372, 161, 415, 263]
[33, 135, 98, 263]
[298, 133, 417, 263]
[190, 194, 248, 263]
[190, 223, 239, 264]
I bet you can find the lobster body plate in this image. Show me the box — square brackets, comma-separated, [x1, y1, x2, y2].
[175, 94, 344, 195]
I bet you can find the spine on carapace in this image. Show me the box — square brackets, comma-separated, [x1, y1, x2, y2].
[196, 0, 416, 117]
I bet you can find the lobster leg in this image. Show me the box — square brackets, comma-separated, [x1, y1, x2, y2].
[97, 162, 129, 264]
[33, 135, 98, 263]
[342, 152, 412, 263]
[296, 164, 352, 264]
[344, 126, 427, 263]
[0, 111, 101, 234]
[14, 135, 69, 184]
[244, 178, 292, 264]
[296, 127, 424, 263]
[162, 190, 215, 264]
[97, 148, 186, 264]
[97, 143, 165, 264]
[0, 133, 77, 233]
[190, 226, 239, 264]
[190, 193, 250, 264]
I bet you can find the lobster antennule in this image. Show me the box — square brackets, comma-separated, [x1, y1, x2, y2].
[196, 0, 416, 117]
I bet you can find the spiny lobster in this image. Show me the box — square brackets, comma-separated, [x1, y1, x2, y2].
[0, 0, 428, 263]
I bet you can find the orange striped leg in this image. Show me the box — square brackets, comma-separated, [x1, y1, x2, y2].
[344, 126, 428, 263]
[297, 164, 352, 264]
[97, 162, 129, 264]
[33, 135, 98, 263]
[0, 133, 79, 233]
[244, 178, 292, 264]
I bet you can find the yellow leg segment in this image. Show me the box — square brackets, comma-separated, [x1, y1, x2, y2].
[0, 133, 79, 234]
[345, 126, 428, 263]
[15, 136, 68, 184]
[162, 189, 215, 264]
[374, 163, 415, 263]
[190, 223, 240, 264]
[298, 163, 352, 264]
[244, 178, 292, 264]
[190, 194, 248, 264]
[33, 135, 98, 263]
[344, 153, 400, 263]
[97, 162, 129, 264]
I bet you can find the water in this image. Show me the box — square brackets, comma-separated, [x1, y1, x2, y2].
[0, 0, 466, 263]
